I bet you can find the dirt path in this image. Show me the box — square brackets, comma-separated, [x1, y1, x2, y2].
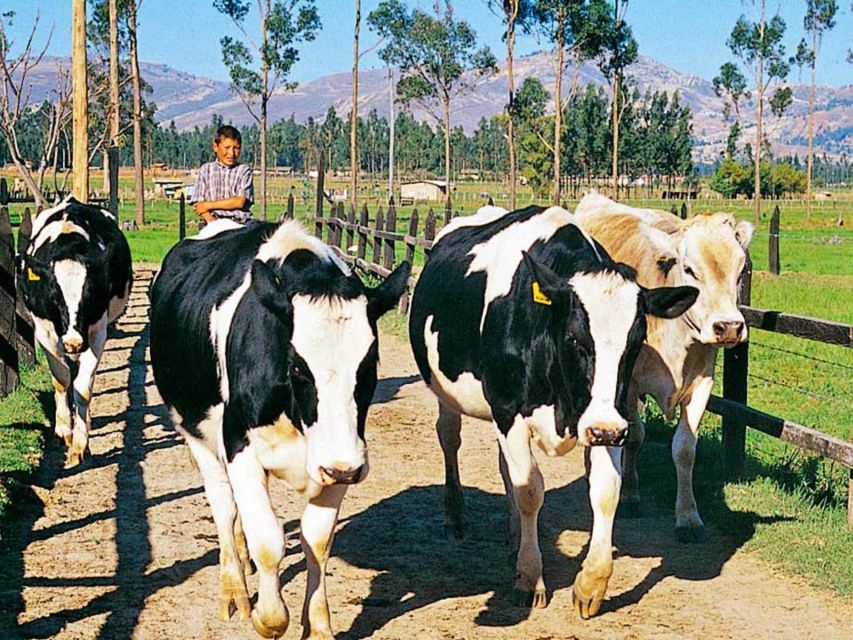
[1, 268, 852, 640]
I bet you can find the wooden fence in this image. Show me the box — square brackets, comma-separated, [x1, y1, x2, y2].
[313, 201, 853, 528]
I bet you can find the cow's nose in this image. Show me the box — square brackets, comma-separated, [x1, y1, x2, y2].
[586, 424, 628, 447]
[320, 464, 365, 485]
[62, 336, 84, 354]
[713, 321, 745, 344]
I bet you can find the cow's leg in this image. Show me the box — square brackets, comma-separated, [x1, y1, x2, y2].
[45, 351, 73, 447]
[300, 483, 347, 640]
[184, 435, 251, 621]
[227, 445, 289, 639]
[573, 445, 621, 619]
[67, 319, 107, 466]
[619, 386, 645, 517]
[672, 375, 713, 543]
[497, 417, 546, 609]
[436, 402, 466, 538]
[234, 513, 255, 576]
[498, 448, 520, 557]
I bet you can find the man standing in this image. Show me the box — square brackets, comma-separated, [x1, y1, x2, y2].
[192, 125, 254, 223]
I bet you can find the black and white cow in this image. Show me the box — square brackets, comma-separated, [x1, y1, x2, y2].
[17, 197, 132, 466]
[409, 205, 697, 617]
[149, 219, 409, 639]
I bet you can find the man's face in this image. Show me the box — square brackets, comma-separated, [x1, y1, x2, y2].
[213, 137, 241, 166]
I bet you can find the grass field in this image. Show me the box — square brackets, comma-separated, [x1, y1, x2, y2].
[2, 177, 852, 597]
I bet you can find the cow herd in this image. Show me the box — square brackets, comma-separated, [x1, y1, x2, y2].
[16, 194, 752, 639]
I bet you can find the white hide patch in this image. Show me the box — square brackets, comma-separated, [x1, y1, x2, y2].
[423, 315, 492, 421]
[290, 294, 373, 481]
[434, 205, 509, 243]
[210, 272, 253, 403]
[30, 196, 74, 239]
[192, 219, 243, 239]
[32, 220, 91, 252]
[53, 260, 87, 341]
[467, 206, 574, 331]
[570, 270, 639, 442]
[527, 404, 577, 457]
[258, 220, 351, 275]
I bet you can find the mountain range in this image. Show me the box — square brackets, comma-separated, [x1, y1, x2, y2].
[24, 54, 853, 162]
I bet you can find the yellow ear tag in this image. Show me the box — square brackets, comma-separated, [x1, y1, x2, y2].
[62, 221, 75, 234]
[532, 281, 551, 306]
[27, 267, 41, 282]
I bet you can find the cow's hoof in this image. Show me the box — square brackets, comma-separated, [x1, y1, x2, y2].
[251, 607, 289, 639]
[513, 586, 547, 609]
[219, 576, 251, 621]
[572, 572, 608, 619]
[66, 448, 89, 468]
[61, 433, 73, 447]
[617, 498, 643, 519]
[675, 524, 707, 543]
[304, 630, 335, 640]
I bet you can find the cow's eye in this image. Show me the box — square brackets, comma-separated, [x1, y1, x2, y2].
[290, 363, 303, 379]
[684, 266, 698, 280]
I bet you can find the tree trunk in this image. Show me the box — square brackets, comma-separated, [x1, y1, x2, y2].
[506, 1, 517, 210]
[128, 0, 144, 225]
[72, 0, 88, 201]
[443, 97, 452, 210]
[107, 0, 119, 195]
[350, 0, 360, 210]
[753, 3, 765, 222]
[553, 27, 564, 205]
[611, 73, 620, 201]
[388, 69, 395, 201]
[806, 32, 816, 221]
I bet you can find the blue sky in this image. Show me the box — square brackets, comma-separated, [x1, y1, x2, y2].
[4, 1, 852, 86]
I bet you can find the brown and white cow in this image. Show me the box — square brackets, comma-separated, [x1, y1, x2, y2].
[575, 193, 753, 542]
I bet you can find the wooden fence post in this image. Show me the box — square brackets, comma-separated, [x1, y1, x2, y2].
[0, 206, 19, 397]
[444, 200, 452, 225]
[15, 209, 35, 367]
[384, 200, 396, 272]
[424, 208, 436, 265]
[680, 202, 688, 219]
[345, 203, 355, 255]
[722, 251, 752, 479]
[670, 204, 678, 216]
[373, 206, 384, 268]
[108, 146, 120, 220]
[285, 192, 294, 220]
[0, 178, 8, 205]
[314, 153, 326, 239]
[398, 208, 419, 315]
[179, 193, 186, 241]
[768, 205, 780, 275]
[357, 204, 369, 262]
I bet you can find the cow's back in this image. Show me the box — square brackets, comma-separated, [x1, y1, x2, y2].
[149, 223, 272, 427]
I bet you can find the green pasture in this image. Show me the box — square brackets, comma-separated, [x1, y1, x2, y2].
[3, 186, 852, 598]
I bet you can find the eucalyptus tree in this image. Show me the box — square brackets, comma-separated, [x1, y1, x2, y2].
[368, 0, 497, 208]
[214, 0, 320, 220]
[798, 0, 837, 218]
[723, 1, 789, 220]
[531, 0, 609, 203]
[713, 62, 749, 159]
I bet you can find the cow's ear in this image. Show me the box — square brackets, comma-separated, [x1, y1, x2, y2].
[367, 261, 411, 320]
[521, 251, 572, 307]
[734, 220, 754, 249]
[642, 285, 698, 319]
[251, 260, 291, 318]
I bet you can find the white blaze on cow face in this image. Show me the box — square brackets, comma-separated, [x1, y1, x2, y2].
[53, 259, 88, 353]
[569, 271, 640, 447]
[290, 294, 374, 486]
[677, 215, 753, 346]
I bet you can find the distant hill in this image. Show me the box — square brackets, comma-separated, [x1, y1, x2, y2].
[22, 54, 853, 162]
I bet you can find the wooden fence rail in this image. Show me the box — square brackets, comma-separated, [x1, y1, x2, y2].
[313, 202, 853, 528]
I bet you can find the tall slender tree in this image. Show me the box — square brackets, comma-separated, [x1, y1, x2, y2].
[107, 0, 119, 194]
[801, 0, 837, 219]
[214, 0, 320, 220]
[350, 0, 360, 211]
[724, 1, 789, 220]
[589, 0, 636, 200]
[72, 0, 89, 201]
[713, 62, 749, 159]
[488, 1, 531, 210]
[127, 0, 144, 225]
[532, 0, 609, 204]
[368, 0, 497, 210]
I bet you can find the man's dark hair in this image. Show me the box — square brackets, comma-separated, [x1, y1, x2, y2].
[215, 125, 241, 144]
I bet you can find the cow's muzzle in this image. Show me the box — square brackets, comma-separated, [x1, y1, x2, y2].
[585, 424, 628, 447]
[712, 320, 746, 346]
[320, 464, 366, 485]
[62, 333, 84, 354]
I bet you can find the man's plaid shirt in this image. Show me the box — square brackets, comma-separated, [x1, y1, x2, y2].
[191, 160, 254, 221]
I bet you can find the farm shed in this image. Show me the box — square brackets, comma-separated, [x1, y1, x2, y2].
[400, 180, 452, 202]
